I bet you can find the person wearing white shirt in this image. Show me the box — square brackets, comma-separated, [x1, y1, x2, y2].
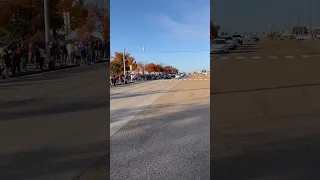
[66, 42, 72, 65]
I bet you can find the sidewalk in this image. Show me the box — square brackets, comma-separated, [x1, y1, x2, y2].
[110, 79, 157, 88]
[1, 58, 109, 79]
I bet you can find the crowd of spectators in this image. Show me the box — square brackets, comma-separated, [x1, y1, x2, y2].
[0, 39, 110, 79]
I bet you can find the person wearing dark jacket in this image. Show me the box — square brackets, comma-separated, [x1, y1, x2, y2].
[11, 45, 21, 76]
[34, 45, 41, 71]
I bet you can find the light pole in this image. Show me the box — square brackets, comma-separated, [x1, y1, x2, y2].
[143, 46, 146, 75]
[44, 0, 50, 63]
[123, 48, 126, 76]
[309, 0, 312, 38]
[297, 8, 300, 36]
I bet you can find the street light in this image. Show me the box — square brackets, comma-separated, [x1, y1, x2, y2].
[44, 0, 50, 63]
[143, 46, 147, 75]
[123, 48, 127, 76]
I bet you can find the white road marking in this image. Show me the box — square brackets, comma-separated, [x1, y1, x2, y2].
[284, 56, 294, 58]
[268, 56, 277, 59]
[301, 55, 310, 58]
[219, 57, 229, 60]
[252, 56, 260, 59]
[236, 57, 244, 59]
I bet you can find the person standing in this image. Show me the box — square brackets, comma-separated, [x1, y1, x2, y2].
[39, 47, 46, 71]
[81, 43, 87, 65]
[3, 47, 11, 78]
[34, 44, 41, 71]
[28, 43, 34, 65]
[21, 43, 29, 72]
[94, 41, 98, 62]
[12, 44, 21, 76]
[74, 42, 82, 66]
[66, 41, 72, 65]
[62, 42, 68, 66]
[86, 42, 92, 65]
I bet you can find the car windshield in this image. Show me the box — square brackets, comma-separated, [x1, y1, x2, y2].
[233, 35, 242, 38]
[212, 40, 226, 44]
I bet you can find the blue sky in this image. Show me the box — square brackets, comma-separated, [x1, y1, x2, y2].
[110, 0, 210, 72]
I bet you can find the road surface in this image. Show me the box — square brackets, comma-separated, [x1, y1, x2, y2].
[212, 39, 320, 179]
[0, 62, 109, 180]
[110, 77, 210, 180]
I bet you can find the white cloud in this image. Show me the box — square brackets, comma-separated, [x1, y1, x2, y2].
[148, 0, 209, 40]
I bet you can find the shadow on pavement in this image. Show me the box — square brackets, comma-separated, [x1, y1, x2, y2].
[211, 134, 320, 180]
[111, 88, 210, 100]
[0, 96, 109, 121]
[0, 81, 61, 88]
[111, 102, 210, 179]
[0, 141, 109, 180]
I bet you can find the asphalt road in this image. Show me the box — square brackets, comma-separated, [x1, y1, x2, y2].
[211, 39, 320, 179]
[0, 62, 109, 180]
[110, 78, 210, 180]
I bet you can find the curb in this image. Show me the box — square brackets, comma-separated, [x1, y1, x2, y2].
[1, 59, 108, 81]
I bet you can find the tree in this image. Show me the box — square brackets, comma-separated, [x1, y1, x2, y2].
[0, 0, 43, 41]
[111, 51, 137, 74]
[0, 0, 90, 42]
[57, 0, 90, 41]
[210, 20, 218, 38]
[136, 62, 145, 75]
[145, 63, 156, 73]
[87, 0, 109, 40]
[110, 59, 121, 75]
[162, 65, 179, 73]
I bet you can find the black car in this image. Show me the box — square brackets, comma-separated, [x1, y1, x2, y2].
[164, 74, 171, 79]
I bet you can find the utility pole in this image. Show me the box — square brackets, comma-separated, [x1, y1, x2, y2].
[288, 7, 291, 30]
[297, 8, 300, 36]
[123, 48, 126, 76]
[44, 0, 50, 63]
[143, 46, 146, 76]
[309, 0, 312, 38]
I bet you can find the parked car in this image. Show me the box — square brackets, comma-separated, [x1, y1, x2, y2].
[221, 35, 237, 49]
[175, 74, 182, 79]
[232, 34, 243, 45]
[211, 39, 229, 54]
[164, 74, 171, 79]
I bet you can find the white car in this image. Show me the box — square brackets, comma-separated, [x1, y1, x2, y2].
[175, 74, 182, 79]
[233, 34, 243, 45]
[211, 39, 229, 54]
[221, 35, 236, 50]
